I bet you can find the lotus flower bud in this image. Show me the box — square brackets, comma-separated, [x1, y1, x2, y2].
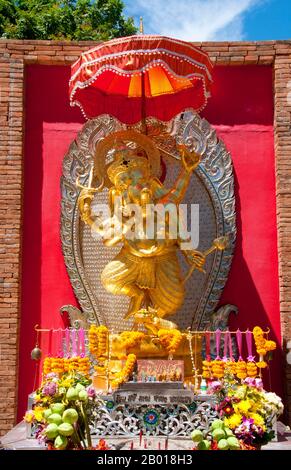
[211, 419, 224, 431]
[227, 436, 240, 450]
[58, 422, 74, 437]
[75, 383, 85, 393]
[54, 435, 68, 450]
[212, 428, 226, 441]
[217, 438, 229, 450]
[66, 387, 79, 401]
[43, 409, 52, 421]
[197, 440, 211, 450]
[50, 403, 65, 415]
[225, 428, 234, 437]
[45, 423, 59, 439]
[191, 429, 203, 442]
[78, 390, 88, 402]
[47, 413, 63, 426]
[62, 408, 78, 424]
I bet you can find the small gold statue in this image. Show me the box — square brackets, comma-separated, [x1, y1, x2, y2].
[77, 130, 227, 321]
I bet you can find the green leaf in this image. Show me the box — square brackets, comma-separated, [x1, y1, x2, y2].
[0, 0, 137, 39]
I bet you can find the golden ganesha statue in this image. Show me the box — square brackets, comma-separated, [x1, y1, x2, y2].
[77, 129, 227, 331]
[75, 129, 228, 387]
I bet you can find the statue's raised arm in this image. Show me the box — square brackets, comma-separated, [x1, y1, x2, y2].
[155, 145, 201, 204]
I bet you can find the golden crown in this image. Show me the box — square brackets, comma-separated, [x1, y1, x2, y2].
[107, 148, 150, 183]
[94, 130, 160, 188]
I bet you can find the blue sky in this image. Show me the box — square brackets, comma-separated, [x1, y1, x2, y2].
[124, 0, 291, 41]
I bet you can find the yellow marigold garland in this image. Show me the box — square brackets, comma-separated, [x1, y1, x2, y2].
[43, 357, 52, 375]
[42, 356, 90, 377]
[119, 331, 145, 350]
[253, 326, 276, 369]
[88, 324, 109, 359]
[211, 360, 225, 379]
[246, 361, 258, 377]
[236, 361, 247, 379]
[111, 354, 136, 388]
[157, 328, 182, 355]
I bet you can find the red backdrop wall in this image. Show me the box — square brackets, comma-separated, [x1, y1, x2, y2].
[18, 64, 282, 420]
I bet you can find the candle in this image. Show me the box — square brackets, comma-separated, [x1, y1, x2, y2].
[165, 437, 168, 450]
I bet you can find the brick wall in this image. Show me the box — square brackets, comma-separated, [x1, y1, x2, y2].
[0, 39, 290, 435]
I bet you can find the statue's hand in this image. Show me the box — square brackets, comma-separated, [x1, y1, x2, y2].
[185, 250, 206, 272]
[78, 188, 96, 223]
[177, 144, 201, 173]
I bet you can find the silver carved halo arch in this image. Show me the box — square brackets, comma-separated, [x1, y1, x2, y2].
[61, 111, 236, 332]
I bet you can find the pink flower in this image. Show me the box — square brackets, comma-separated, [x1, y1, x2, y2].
[255, 378, 263, 390]
[86, 386, 96, 398]
[209, 380, 222, 393]
[42, 381, 57, 396]
[45, 372, 58, 379]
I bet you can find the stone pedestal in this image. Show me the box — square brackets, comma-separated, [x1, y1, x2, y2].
[90, 382, 218, 438]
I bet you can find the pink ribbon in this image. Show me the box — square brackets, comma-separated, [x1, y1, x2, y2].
[58, 329, 64, 358]
[236, 329, 243, 361]
[71, 329, 77, 357]
[228, 332, 234, 361]
[79, 328, 85, 357]
[224, 330, 233, 361]
[246, 329, 255, 361]
[215, 329, 222, 360]
[65, 328, 70, 358]
[223, 330, 229, 361]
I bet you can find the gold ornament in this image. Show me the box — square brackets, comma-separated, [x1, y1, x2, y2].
[31, 346, 42, 361]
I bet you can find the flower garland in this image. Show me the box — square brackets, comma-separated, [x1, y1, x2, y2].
[157, 328, 182, 355]
[88, 325, 109, 359]
[202, 360, 212, 379]
[202, 327, 275, 380]
[119, 331, 145, 350]
[202, 360, 258, 380]
[253, 326, 276, 369]
[211, 360, 225, 379]
[43, 356, 90, 377]
[246, 362, 258, 378]
[236, 361, 247, 380]
[111, 353, 136, 388]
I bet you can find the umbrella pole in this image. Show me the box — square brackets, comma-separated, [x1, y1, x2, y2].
[141, 71, 147, 135]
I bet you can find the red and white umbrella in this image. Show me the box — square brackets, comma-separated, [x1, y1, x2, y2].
[69, 35, 213, 124]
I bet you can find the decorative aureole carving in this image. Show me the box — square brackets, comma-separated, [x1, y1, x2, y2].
[61, 111, 236, 331]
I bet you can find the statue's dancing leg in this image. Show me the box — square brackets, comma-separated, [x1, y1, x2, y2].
[101, 250, 145, 318]
[149, 253, 184, 317]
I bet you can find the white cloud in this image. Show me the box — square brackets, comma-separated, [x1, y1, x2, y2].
[124, 0, 263, 41]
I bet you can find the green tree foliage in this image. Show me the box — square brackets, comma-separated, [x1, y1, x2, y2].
[0, 0, 137, 40]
